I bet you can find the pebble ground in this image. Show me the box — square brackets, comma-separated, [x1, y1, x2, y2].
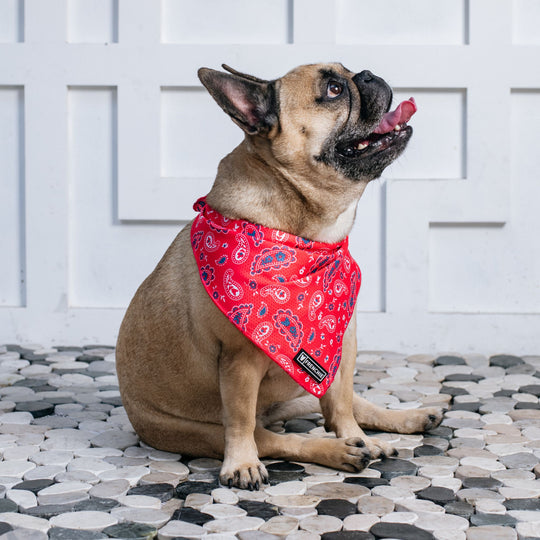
[0, 345, 540, 539]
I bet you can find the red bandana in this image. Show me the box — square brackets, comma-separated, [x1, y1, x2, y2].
[191, 198, 361, 397]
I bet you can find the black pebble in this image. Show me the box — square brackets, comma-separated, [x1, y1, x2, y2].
[441, 386, 469, 397]
[316, 499, 357, 520]
[444, 500, 474, 518]
[470, 513, 518, 527]
[504, 498, 540, 511]
[0, 523, 12, 536]
[425, 426, 453, 439]
[267, 461, 306, 484]
[494, 389, 515, 397]
[131, 482, 177, 502]
[237, 500, 280, 520]
[48, 529, 106, 540]
[444, 373, 484, 382]
[12, 479, 54, 493]
[344, 477, 389, 488]
[73, 498, 119, 512]
[414, 444, 444, 457]
[102, 522, 158, 539]
[0, 500, 17, 513]
[24, 504, 77, 519]
[519, 384, 540, 396]
[515, 402, 540, 409]
[462, 477, 502, 489]
[284, 418, 318, 433]
[172, 506, 214, 525]
[489, 354, 524, 368]
[370, 522, 436, 540]
[451, 402, 481, 412]
[416, 486, 456, 504]
[322, 533, 374, 540]
[369, 458, 419, 479]
[15, 401, 55, 418]
[435, 355, 467, 366]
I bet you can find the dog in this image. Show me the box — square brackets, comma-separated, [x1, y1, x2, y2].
[116, 63, 443, 490]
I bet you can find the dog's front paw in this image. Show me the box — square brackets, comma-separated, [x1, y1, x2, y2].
[362, 436, 398, 460]
[219, 460, 269, 490]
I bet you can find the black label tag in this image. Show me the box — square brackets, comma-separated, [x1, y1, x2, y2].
[293, 349, 328, 383]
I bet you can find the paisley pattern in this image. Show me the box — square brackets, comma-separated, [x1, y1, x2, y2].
[191, 197, 361, 397]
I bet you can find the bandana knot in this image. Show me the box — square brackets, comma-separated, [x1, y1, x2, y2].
[191, 197, 361, 397]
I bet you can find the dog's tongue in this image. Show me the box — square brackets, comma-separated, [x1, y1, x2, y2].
[373, 97, 417, 134]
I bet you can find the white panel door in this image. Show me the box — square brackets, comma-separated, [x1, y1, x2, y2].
[0, 0, 539, 354]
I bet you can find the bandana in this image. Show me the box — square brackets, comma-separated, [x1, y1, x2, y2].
[191, 197, 361, 397]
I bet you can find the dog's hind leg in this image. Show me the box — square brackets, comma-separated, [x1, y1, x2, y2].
[261, 395, 321, 426]
[352, 393, 443, 434]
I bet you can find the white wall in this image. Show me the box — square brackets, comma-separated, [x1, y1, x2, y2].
[1, 0, 539, 354]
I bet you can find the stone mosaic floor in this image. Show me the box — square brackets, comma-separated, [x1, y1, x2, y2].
[0, 346, 540, 540]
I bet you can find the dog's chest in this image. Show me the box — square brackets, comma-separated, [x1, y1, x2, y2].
[315, 201, 357, 243]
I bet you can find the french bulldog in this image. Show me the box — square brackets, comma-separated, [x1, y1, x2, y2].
[116, 63, 442, 490]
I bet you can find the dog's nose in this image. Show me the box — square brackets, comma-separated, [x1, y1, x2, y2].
[356, 70, 375, 83]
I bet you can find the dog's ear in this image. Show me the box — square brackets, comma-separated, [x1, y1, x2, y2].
[198, 66, 277, 135]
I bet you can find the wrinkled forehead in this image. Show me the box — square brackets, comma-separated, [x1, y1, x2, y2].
[283, 62, 352, 81]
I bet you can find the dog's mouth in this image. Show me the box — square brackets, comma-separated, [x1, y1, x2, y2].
[337, 97, 417, 159]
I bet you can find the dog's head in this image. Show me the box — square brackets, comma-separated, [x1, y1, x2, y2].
[198, 62, 415, 185]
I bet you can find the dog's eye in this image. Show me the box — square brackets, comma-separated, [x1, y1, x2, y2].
[327, 81, 343, 98]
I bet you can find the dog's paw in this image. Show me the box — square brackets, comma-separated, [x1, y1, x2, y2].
[219, 461, 269, 490]
[362, 436, 398, 460]
[335, 437, 373, 473]
[398, 406, 444, 434]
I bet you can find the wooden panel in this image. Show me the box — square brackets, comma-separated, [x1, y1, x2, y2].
[0, 87, 25, 306]
[161, 0, 291, 44]
[67, 0, 118, 43]
[0, 0, 23, 42]
[336, 0, 467, 45]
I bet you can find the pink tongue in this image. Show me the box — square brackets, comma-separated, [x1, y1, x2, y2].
[373, 97, 417, 134]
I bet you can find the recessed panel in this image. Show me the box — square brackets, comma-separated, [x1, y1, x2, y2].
[67, 0, 118, 43]
[384, 89, 466, 180]
[161, 0, 289, 43]
[160, 87, 243, 179]
[513, 0, 540, 44]
[336, 0, 467, 45]
[0, 0, 23, 42]
[351, 182, 385, 313]
[0, 87, 25, 306]
[429, 91, 540, 313]
[68, 87, 179, 308]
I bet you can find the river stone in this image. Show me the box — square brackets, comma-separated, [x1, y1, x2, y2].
[127, 483, 175, 502]
[435, 356, 467, 366]
[470, 513, 518, 527]
[101, 522, 158, 539]
[465, 525, 518, 540]
[175, 480, 219, 498]
[316, 498, 357, 519]
[489, 354, 524, 368]
[49, 510, 118, 531]
[445, 500, 474, 518]
[369, 522, 436, 540]
[306, 482, 369, 502]
[416, 486, 456, 504]
[238, 500, 280, 520]
[48, 529, 106, 540]
[343, 477, 389, 488]
[203, 516, 265, 534]
[357, 496, 394, 516]
[369, 459, 419, 479]
[171, 506, 214, 525]
[463, 479, 501, 493]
